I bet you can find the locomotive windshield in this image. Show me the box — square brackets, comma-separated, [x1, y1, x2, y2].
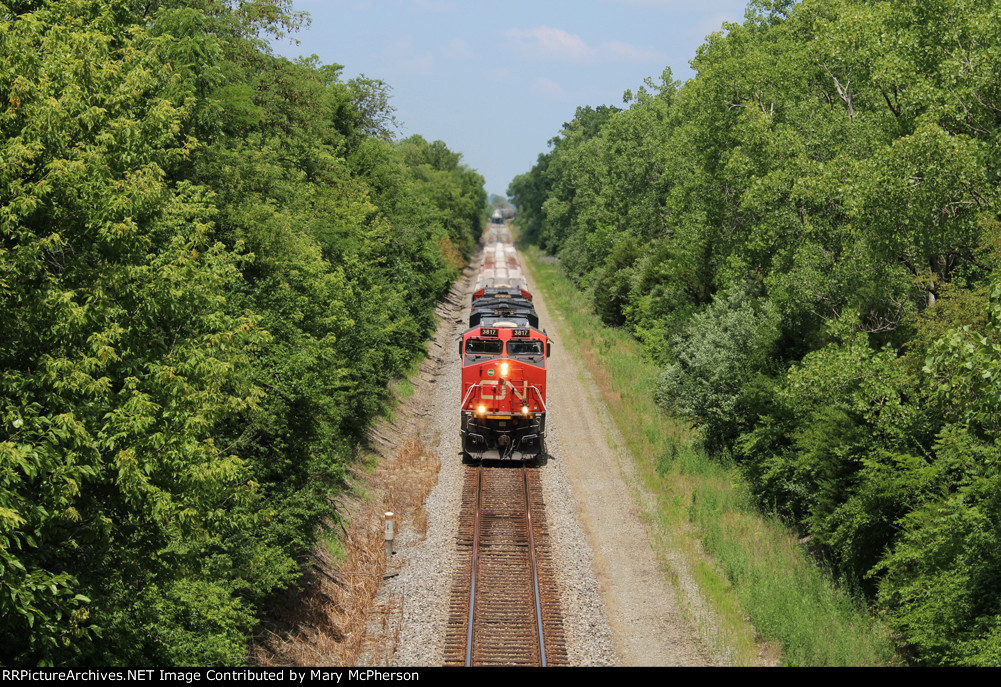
[465, 339, 503, 355]
[506, 340, 544, 355]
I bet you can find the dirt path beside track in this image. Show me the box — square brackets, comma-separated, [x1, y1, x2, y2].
[524, 264, 712, 667]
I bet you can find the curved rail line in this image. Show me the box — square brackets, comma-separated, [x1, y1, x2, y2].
[444, 464, 568, 666]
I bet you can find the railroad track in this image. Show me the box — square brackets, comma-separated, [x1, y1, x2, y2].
[443, 464, 568, 666]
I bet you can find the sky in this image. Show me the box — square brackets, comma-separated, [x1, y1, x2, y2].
[271, 0, 752, 197]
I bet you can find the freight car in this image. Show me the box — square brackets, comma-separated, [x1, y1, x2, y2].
[460, 224, 550, 461]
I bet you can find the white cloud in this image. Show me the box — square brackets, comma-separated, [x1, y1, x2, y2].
[531, 77, 572, 101]
[486, 67, 514, 82]
[296, 0, 373, 8]
[505, 26, 592, 60]
[384, 36, 434, 74]
[504, 25, 663, 63]
[694, 12, 739, 37]
[441, 38, 474, 59]
[602, 39, 663, 62]
[599, 0, 741, 9]
[412, 0, 455, 11]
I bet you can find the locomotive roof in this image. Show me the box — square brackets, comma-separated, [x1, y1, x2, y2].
[461, 322, 545, 336]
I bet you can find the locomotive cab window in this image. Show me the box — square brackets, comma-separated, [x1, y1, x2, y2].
[465, 339, 503, 355]
[506, 340, 544, 356]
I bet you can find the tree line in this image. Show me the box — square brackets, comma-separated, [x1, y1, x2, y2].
[510, 0, 1001, 666]
[1, 0, 485, 665]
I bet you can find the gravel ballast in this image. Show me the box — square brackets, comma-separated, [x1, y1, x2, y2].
[372, 247, 710, 666]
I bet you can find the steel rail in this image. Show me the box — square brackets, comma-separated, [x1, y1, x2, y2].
[449, 464, 562, 667]
[465, 464, 483, 667]
[523, 464, 547, 666]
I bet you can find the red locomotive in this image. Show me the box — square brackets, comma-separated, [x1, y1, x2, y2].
[459, 222, 550, 461]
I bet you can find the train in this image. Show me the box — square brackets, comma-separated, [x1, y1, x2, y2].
[459, 218, 550, 461]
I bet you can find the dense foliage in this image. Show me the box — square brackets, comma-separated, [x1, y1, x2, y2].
[1, 0, 484, 665]
[510, 0, 1001, 665]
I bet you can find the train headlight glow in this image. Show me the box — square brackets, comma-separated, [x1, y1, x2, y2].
[500, 362, 509, 377]
[521, 405, 529, 415]
[477, 405, 487, 414]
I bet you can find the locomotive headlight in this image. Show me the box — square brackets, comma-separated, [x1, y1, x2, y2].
[521, 405, 529, 415]
[500, 362, 509, 377]
[477, 404, 487, 415]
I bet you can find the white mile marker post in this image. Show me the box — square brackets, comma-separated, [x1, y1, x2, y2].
[385, 512, 395, 558]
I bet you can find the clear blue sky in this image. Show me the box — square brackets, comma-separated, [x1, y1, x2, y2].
[271, 0, 752, 197]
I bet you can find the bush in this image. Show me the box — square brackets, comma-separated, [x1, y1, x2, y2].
[656, 284, 780, 453]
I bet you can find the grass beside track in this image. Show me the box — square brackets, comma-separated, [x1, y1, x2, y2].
[523, 246, 900, 667]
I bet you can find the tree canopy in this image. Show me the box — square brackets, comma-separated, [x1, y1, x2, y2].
[510, 0, 1001, 666]
[1, 0, 484, 665]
